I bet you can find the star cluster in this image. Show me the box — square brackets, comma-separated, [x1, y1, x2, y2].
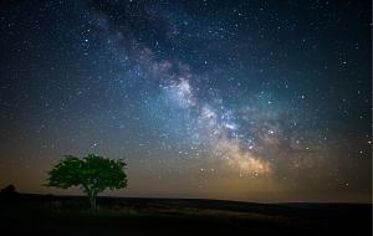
[0, 0, 371, 202]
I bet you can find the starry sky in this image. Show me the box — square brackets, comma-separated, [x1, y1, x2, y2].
[0, 0, 371, 202]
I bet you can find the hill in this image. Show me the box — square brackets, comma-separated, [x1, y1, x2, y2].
[0, 193, 371, 236]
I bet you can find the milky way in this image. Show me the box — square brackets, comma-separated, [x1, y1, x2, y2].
[0, 0, 371, 202]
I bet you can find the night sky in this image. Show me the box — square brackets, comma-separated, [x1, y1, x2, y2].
[0, 0, 371, 202]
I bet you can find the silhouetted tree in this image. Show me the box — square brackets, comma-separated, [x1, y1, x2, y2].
[1, 184, 17, 200]
[46, 154, 127, 209]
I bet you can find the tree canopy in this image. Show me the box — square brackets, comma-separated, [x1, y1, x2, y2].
[46, 153, 127, 209]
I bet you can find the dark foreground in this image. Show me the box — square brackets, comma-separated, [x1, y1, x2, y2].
[0, 193, 371, 236]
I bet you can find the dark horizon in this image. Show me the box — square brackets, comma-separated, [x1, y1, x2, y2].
[0, 0, 372, 203]
[4, 189, 372, 205]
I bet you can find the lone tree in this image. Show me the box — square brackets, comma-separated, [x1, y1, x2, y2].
[46, 153, 127, 209]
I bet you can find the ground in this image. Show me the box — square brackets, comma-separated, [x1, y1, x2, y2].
[0, 193, 371, 236]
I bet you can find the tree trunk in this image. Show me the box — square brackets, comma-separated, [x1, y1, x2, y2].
[88, 191, 97, 210]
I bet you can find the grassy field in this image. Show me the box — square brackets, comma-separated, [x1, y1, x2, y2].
[0, 193, 371, 236]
